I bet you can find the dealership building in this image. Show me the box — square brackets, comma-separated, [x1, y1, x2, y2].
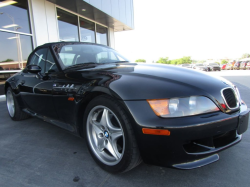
[0, 0, 134, 70]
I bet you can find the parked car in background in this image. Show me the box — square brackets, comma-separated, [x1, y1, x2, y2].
[239, 58, 250, 70]
[226, 61, 236, 70]
[233, 61, 242, 70]
[4, 42, 249, 173]
[179, 64, 191, 68]
[205, 63, 221, 71]
[246, 61, 250, 70]
[221, 64, 227, 70]
[240, 61, 247, 70]
[192, 63, 208, 71]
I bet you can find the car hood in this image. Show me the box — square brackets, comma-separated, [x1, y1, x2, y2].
[73, 63, 230, 105]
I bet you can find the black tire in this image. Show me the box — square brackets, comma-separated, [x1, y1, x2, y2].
[6, 87, 29, 121]
[83, 95, 141, 173]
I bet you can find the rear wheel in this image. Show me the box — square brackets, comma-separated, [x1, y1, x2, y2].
[6, 87, 29, 120]
[84, 95, 141, 173]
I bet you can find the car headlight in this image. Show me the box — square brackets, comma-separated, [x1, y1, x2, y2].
[147, 96, 219, 118]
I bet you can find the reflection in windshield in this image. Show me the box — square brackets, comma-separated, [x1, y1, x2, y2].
[54, 44, 129, 68]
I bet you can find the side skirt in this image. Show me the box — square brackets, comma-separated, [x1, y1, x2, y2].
[23, 108, 78, 134]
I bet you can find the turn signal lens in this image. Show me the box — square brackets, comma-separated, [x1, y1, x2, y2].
[142, 128, 170, 136]
[68, 97, 74, 101]
[147, 99, 169, 116]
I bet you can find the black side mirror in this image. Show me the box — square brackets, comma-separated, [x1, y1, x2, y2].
[27, 65, 42, 74]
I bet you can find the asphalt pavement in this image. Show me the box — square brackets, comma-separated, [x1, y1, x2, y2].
[0, 70, 250, 187]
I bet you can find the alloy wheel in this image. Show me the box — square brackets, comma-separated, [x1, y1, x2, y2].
[86, 106, 125, 166]
[6, 90, 15, 117]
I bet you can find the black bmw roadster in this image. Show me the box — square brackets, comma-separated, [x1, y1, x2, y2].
[5, 42, 249, 173]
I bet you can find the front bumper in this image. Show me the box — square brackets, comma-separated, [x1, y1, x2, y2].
[124, 101, 249, 169]
[212, 67, 221, 71]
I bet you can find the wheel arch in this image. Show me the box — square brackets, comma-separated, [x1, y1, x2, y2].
[4, 81, 11, 94]
[77, 91, 107, 137]
[76, 91, 138, 140]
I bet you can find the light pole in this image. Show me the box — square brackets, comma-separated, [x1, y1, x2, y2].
[0, 12, 23, 69]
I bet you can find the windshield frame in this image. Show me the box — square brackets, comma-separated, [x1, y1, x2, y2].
[52, 42, 129, 70]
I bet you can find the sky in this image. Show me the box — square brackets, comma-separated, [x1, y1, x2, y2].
[114, 0, 250, 63]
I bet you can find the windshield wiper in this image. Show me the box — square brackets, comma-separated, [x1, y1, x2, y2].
[65, 62, 98, 70]
[113, 61, 129, 63]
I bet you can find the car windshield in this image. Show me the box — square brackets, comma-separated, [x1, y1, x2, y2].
[55, 44, 129, 68]
[195, 64, 203, 66]
[182, 64, 190, 67]
[209, 63, 218, 66]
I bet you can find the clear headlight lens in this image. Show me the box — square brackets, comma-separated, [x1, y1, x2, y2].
[147, 96, 219, 118]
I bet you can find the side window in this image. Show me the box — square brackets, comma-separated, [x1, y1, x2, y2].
[46, 50, 59, 73]
[29, 48, 47, 73]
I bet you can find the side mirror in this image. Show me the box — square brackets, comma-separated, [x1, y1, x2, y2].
[27, 65, 41, 74]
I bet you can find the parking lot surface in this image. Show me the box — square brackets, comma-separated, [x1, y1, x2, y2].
[0, 70, 250, 187]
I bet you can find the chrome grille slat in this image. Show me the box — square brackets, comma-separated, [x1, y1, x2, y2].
[221, 88, 239, 110]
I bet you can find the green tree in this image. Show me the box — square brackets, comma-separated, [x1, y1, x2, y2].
[221, 60, 228, 64]
[170, 59, 178, 65]
[157, 57, 170, 64]
[241, 53, 250, 59]
[1, 59, 14, 62]
[176, 56, 192, 65]
[135, 59, 146, 63]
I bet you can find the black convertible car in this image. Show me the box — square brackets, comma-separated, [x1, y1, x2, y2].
[5, 42, 249, 173]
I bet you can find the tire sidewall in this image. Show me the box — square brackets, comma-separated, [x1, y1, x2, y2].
[6, 87, 16, 119]
[83, 95, 134, 173]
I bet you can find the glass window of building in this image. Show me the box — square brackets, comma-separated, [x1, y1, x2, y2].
[0, 0, 31, 34]
[96, 24, 108, 46]
[0, 31, 32, 70]
[0, 0, 32, 71]
[57, 8, 79, 42]
[79, 17, 95, 43]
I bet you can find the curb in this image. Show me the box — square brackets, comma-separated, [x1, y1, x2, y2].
[0, 95, 6, 102]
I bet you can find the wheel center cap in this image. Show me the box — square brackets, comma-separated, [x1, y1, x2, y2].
[104, 131, 109, 138]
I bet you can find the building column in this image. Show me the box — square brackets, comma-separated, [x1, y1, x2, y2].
[29, 0, 58, 47]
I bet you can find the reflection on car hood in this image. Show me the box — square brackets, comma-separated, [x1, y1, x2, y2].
[76, 63, 229, 102]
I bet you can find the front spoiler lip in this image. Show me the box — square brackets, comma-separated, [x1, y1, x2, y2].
[186, 133, 242, 155]
[173, 154, 220, 169]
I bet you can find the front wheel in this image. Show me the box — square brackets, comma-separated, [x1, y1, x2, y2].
[84, 95, 141, 173]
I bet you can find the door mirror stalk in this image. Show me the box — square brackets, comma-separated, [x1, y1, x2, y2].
[27, 65, 42, 74]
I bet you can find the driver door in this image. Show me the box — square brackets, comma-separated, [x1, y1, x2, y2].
[19, 47, 58, 119]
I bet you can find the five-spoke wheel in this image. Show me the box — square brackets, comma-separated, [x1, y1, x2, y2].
[84, 95, 141, 173]
[87, 106, 125, 165]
